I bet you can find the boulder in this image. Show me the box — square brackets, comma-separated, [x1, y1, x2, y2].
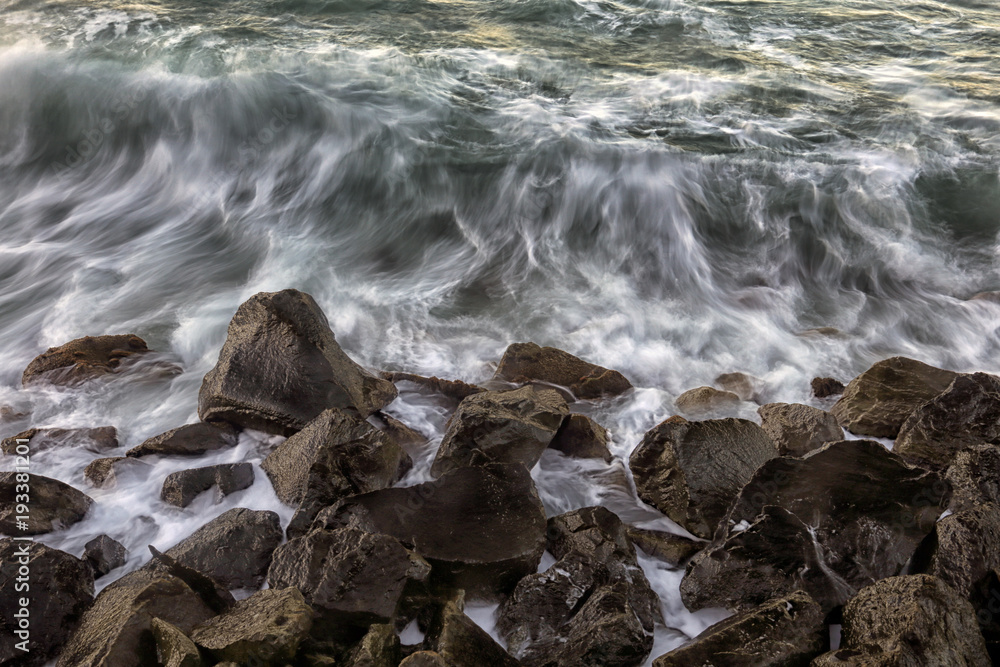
[896, 372, 1000, 468]
[21, 334, 151, 387]
[151, 618, 203, 667]
[126, 422, 238, 458]
[261, 408, 411, 537]
[428, 598, 518, 667]
[399, 653, 448, 667]
[148, 545, 236, 615]
[198, 289, 397, 435]
[372, 411, 427, 448]
[629, 417, 777, 538]
[57, 568, 215, 667]
[946, 443, 1000, 511]
[652, 590, 825, 667]
[160, 463, 254, 508]
[681, 440, 948, 613]
[0, 540, 94, 666]
[831, 356, 959, 438]
[190, 587, 313, 665]
[549, 414, 612, 462]
[625, 527, 703, 568]
[84, 457, 149, 488]
[316, 462, 546, 599]
[715, 372, 761, 402]
[0, 472, 93, 535]
[345, 624, 399, 667]
[84, 534, 128, 577]
[493, 342, 632, 399]
[381, 372, 485, 401]
[811, 377, 844, 399]
[757, 403, 843, 456]
[674, 387, 742, 416]
[431, 386, 568, 476]
[1, 427, 117, 455]
[811, 575, 990, 666]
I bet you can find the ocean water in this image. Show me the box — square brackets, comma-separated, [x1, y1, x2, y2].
[1, 0, 999, 661]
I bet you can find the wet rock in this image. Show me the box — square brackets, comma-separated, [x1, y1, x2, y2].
[549, 413, 612, 462]
[0, 472, 93, 535]
[190, 587, 313, 665]
[625, 527, 703, 568]
[498, 507, 662, 667]
[126, 422, 238, 458]
[895, 372, 1000, 469]
[83, 456, 149, 488]
[148, 545, 236, 615]
[160, 463, 254, 508]
[674, 386, 742, 416]
[57, 568, 215, 667]
[318, 462, 546, 599]
[811, 377, 845, 399]
[757, 403, 843, 456]
[198, 289, 397, 435]
[83, 534, 128, 577]
[831, 356, 959, 438]
[345, 624, 399, 667]
[917, 502, 1000, 611]
[261, 408, 411, 537]
[629, 417, 777, 538]
[163, 507, 282, 589]
[493, 342, 633, 400]
[946, 443, 1000, 511]
[151, 618, 203, 667]
[812, 575, 990, 666]
[428, 598, 518, 667]
[431, 385, 568, 476]
[399, 652, 448, 667]
[1, 426, 117, 455]
[681, 440, 948, 614]
[372, 411, 427, 448]
[715, 372, 761, 402]
[652, 590, 825, 667]
[21, 334, 151, 387]
[381, 372, 485, 401]
[0, 540, 94, 666]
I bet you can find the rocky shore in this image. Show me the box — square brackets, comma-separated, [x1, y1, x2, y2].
[1, 288, 998, 666]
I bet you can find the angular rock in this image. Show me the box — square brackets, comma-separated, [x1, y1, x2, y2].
[757, 403, 843, 456]
[198, 289, 397, 435]
[917, 503, 1000, 614]
[896, 372, 1000, 468]
[148, 545, 236, 615]
[345, 624, 399, 667]
[493, 342, 633, 399]
[681, 440, 948, 613]
[0, 472, 93, 535]
[83, 456, 149, 488]
[84, 534, 128, 577]
[22, 334, 151, 387]
[399, 653, 448, 667]
[428, 598, 518, 667]
[831, 356, 959, 438]
[381, 372, 485, 401]
[652, 590, 825, 667]
[715, 372, 761, 402]
[549, 413, 612, 462]
[947, 443, 1000, 511]
[812, 575, 989, 666]
[674, 386, 742, 416]
[160, 463, 254, 508]
[151, 618, 203, 667]
[625, 527, 703, 568]
[372, 411, 427, 448]
[629, 417, 777, 538]
[191, 587, 313, 665]
[0, 540, 94, 666]
[126, 422, 238, 458]
[1, 426, 117, 455]
[811, 377, 845, 399]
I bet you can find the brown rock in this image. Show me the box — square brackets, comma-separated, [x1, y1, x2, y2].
[372, 411, 427, 448]
[946, 444, 1000, 511]
[345, 624, 399, 667]
[757, 403, 843, 456]
[381, 372, 485, 401]
[84, 534, 128, 577]
[428, 598, 518, 667]
[126, 422, 238, 458]
[1, 427, 117, 455]
[151, 618, 203, 667]
[549, 414, 612, 462]
[811, 377, 845, 398]
[160, 463, 254, 508]
[494, 342, 632, 400]
[0, 472, 93, 535]
[674, 386, 742, 416]
[83, 457, 149, 488]
[22, 334, 151, 387]
[626, 527, 703, 567]
[715, 372, 761, 402]
[399, 652, 448, 667]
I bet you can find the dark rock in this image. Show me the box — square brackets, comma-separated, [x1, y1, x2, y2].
[0, 540, 94, 666]
[432, 386, 568, 476]
[493, 342, 633, 399]
[629, 417, 777, 538]
[262, 408, 411, 538]
[811, 377, 845, 399]
[831, 356, 959, 438]
[316, 462, 546, 599]
[896, 372, 1000, 468]
[381, 372, 485, 401]
[811, 575, 990, 666]
[126, 422, 238, 458]
[681, 440, 948, 614]
[84, 534, 128, 577]
[652, 590, 826, 667]
[947, 443, 1000, 511]
[22, 334, 151, 387]
[198, 289, 397, 435]
[151, 618, 203, 667]
[674, 386, 742, 416]
[83, 457, 149, 488]
[345, 624, 399, 667]
[1, 427, 117, 455]
[57, 568, 215, 667]
[372, 411, 427, 448]
[160, 463, 254, 508]
[148, 545, 236, 614]
[0, 472, 93, 535]
[190, 587, 313, 665]
[757, 403, 843, 456]
[428, 598, 518, 667]
[399, 652, 448, 667]
[549, 414, 612, 462]
[625, 527, 703, 568]
[162, 507, 282, 589]
[715, 372, 761, 402]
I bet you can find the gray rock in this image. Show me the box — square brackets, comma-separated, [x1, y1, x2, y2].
[151, 618, 203, 667]
[83, 457, 149, 488]
[160, 463, 254, 508]
[493, 342, 632, 400]
[21, 334, 151, 387]
[674, 386, 742, 416]
[1, 427, 117, 455]
[0, 472, 93, 535]
[549, 414, 612, 462]
[758, 403, 844, 456]
[126, 422, 238, 458]
[83, 534, 127, 577]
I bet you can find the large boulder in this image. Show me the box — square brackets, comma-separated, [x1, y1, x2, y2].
[946, 443, 1000, 511]
[629, 417, 778, 538]
[21, 334, 151, 387]
[198, 289, 397, 435]
[831, 356, 959, 438]
[757, 403, 843, 456]
[261, 408, 411, 537]
[431, 386, 568, 476]
[493, 342, 632, 399]
[160, 463, 254, 508]
[0, 540, 94, 666]
[1, 427, 117, 455]
[317, 462, 547, 599]
[126, 422, 239, 458]
[652, 591, 825, 667]
[549, 414, 613, 462]
[0, 472, 93, 535]
[811, 575, 990, 666]
[681, 440, 948, 613]
[895, 372, 1000, 468]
